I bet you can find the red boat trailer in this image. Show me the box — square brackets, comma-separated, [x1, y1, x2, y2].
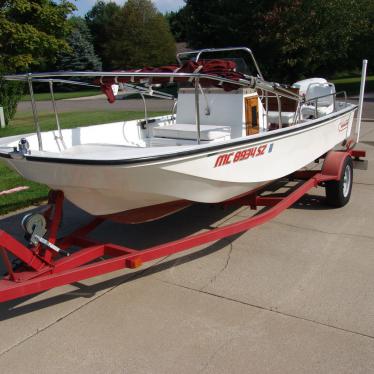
[0, 149, 366, 303]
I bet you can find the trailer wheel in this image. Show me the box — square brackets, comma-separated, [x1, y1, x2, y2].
[325, 156, 353, 207]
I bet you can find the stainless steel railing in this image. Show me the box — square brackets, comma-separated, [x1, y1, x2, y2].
[304, 91, 347, 118]
[4, 71, 309, 149]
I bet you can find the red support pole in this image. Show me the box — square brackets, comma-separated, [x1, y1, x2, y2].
[0, 230, 47, 271]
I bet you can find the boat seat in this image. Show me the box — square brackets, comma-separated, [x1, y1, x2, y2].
[301, 83, 335, 119]
[152, 123, 231, 141]
[301, 104, 334, 119]
[148, 137, 218, 147]
[267, 111, 295, 125]
[266, 87, 298, 126]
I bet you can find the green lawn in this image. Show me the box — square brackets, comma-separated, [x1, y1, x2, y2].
[0, 110, 166, 215]
[21, 89, 100, 102]
[332, 75, 374, 95]
[0, 162, 49, 215]
[0, 110, 168, 137]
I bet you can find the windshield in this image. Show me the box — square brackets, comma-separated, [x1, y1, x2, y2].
[178, 48, 257, 76]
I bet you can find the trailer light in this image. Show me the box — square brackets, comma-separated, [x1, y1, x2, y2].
[126, 257, 143, 269]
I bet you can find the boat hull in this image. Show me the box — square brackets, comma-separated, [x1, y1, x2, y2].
[2, 108, 356, 215]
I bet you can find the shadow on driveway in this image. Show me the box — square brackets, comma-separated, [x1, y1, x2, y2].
[0, 184, 335, 319]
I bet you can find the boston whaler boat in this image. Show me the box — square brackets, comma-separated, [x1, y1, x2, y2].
[0, 48, 363, 215]
[0, 48, 368, 302]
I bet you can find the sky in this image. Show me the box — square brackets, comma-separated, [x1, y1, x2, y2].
[73, 0, 185, 16]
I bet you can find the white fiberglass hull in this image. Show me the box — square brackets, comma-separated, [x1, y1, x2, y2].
[1, 107, 356, 215]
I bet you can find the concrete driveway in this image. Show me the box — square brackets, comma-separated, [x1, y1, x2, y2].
[0, 121, 373, 373]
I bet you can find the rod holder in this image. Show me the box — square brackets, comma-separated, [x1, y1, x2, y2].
[356, 59, 368, 144]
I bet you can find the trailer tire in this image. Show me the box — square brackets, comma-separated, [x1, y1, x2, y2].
[325, 156, 353, 207]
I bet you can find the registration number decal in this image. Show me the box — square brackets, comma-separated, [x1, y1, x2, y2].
[214, 143, 273, 168]
[338, 119, 349, 132]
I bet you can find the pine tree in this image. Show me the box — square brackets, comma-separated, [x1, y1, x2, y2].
[57, 17, 102, 71]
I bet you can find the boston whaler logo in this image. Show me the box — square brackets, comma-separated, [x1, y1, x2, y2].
[214, 143, 273, 168]
[338, 119, 349, 132]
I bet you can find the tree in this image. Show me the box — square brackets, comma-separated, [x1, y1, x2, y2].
[0, 0, 75, 125]
[257, 0, 371, 80]
[0, 0, 75, 71]
[0, 79, 24, 126]
[182, 0, 260, 49]
[87, 0, 176, 70]
[181, 0, 373, 81]
[56, 17, 102, 71]
[85, 1, 121, 70]
[347, 0, 374, 74]
[165, 7, 188, 42]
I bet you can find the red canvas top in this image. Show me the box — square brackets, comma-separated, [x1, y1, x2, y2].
[96, 60, 245, 103]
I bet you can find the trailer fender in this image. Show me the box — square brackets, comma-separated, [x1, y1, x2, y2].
[321, 151, 351, 180]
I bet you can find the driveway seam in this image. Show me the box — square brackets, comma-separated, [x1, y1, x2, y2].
[353, 182, 374, 187]
[271, 220, 374, 241]
[199, 244, 234, 291]
[159, 279, 374, 341]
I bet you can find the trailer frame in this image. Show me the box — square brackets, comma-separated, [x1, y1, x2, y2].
[0, 149, 366, 303]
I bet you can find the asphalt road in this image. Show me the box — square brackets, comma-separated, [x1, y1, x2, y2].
[349, 97, 374, 119]
[17, 95, 374, 119]
[17, 97, 175, 113]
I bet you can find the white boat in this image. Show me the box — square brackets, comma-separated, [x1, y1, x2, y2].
[0, 48, 359, 216]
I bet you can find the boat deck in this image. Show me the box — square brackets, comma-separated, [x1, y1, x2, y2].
[59, 143, 194, 158]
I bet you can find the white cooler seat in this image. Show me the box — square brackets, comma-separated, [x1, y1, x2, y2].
[267, 111, 295, 125]
[301, 82, 335, 119]
[301, 104, 334, 119]
[153, 123, 231, 141]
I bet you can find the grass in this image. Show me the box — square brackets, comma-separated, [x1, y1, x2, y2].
[20, 83, 179, 102]
[0, 110, 166, 137]
[21, 89, 100, 102]
[0, 163, 49, 215]
[331, 75, 374, 95]
[0, 110, 167, 215]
